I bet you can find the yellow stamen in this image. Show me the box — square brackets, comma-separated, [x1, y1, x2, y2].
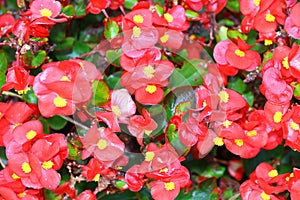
[12, 173, 20, 179]
[260, 192, 270, 200]
[160, 34, 169, 43]
[254, 0, 260, 6]
[17, 192, 26, 198]
[164, 182, 175, 191]
[21, 162, 31, 174]
[234, 139, 243, 147]
[265, 14, 275, 22]
[268, 169, 278, 178]
[60, 75, 71, 82]
[40, 8, 52, 17]
[159, 168, 169, 173]
[264, 39, 273, 46]
[290, 121, 300, 131]
[282, 57, 290, 69]
[145, 85, 157, 94]
[144, 130, 152, 136]
[112, 105, 121, 116]
[93, 173, 100, 181]
[213, 137, 224, 146]
[42, 161, 54, 170]
[133, 15, 144, 24]
[222, 120, 232, 128]
[219, 90, 229, 103]
[143, 65, 155, 79]
[164, 13, 173, 23]
[145, 151, 155, 162]
[53, 96, 67, 108]
[247, 130, 257, 137]
[273, 111, 282, 123]
[26, 130, 37, 140]
[133, 26, 141, 38]
[235, 49, 245, 57]
[16, 87, 30, 95]
[97, 139, 107, 150]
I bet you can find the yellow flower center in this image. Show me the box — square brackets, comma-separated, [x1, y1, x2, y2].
[234, 49, 245, 57]
[290, 121, 300, 131]
[202, 100, 207, 108]
[145, 151, 155, 161]
[93, 173, 100, 181]
[133, 26, 141, 38]
[133, 14, 144, 23]
[234, 139, 244, 147]
[11, 173, 20, 179]
[16, 87, 30, 95]
[42, 161, 54, 170]
[164, 182, 175, 191]
[53, 96, 67, 108]
[219, 90, 229, 103]
[222, 120, 232, 128]
[253, 0, 260, 6]
[164, 13, 173, 23]
[26, 130, 37, 140]
[21, 162, 31, 174]
[213, 137, 224, 146]
[265, 14, 275, 22]
[159, 167, 169, 173]
[273, 111, 282, 123]
[145, 85, 157, 94]
[112, 105, 121, 116]
[40, 8, 52, 17]
[264, 39, 273, 46]
[247, 130, 257, 137]
[160, 34, 169, 43]
[144, 130, 152, 136]
[143, 65, 155, 79]
[97, 139, 107, 150]
[60, 75, 71, 82]
[260, 192, 270, 200]
[13, 123, 22, 130]
[17, 192, 26, 198]
[282, 57, 290, 69]
[268, 169, 278, 178]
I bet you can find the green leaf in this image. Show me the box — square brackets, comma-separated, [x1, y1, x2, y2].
[55, 37, 75, 51]
[62, 5, 75, 16]
[155, 4, 164, 16]
[227, 30, 247, 41]
[92, 80, 110, 106]
[226, 0, 240, 12]
[115, 180, 127, 190]
[242, 91, 254, 107]
[39, 117, 50, 134]
[168, 59, 206, 88]
[0, 72, 6, 92]
[48, 115, 67, 130]
[200, 166, 226, 179]
[167, 124, 189, 156]
[104, 20, 119, 39]
[32, 50, 46, 67]
[44, 189, 62, 200]
[216, 26, 229, 42]
[106, 49, 121, 66]
[23, 87, 38, 104]
[124, 0, 138, 9]
[67, 138, 82, 160]
[294, 83, 300, 97]
[175, 178, 219, 200]
[227, 77, 247, 94]
[104, 71, 122, 89]
[185, 10, 199, 19]
[70, 41, 92, 58]
[170, 49, 188, 63]
[74, 0, 86, 17]
[23, 50, 33, 66]
[0, 51, 8, 73]
[218, 19, 234, 27]
[0, 147, 7, 169]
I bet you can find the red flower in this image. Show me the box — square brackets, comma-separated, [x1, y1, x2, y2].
[87, 0, 110, 14]
[81, 125, 125, 164]
[29, 0, 62, 20]
[125, 165, 145, 192]
[127, 109, 157, 145]
[285, 3, 300, 39]
[53, 182, 76, 199]
[75, 190, 96, 200]
[183, 0, 203, 11]
[0, 14, 15, 36]
[82, 158, 117, 181]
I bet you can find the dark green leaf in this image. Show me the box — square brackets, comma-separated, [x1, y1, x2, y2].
[227, 77, 247, 94]
[0, 147, 7, 169]
[200, 166, 226, 179]
[62, 5, 75, 16]
[104, 20, 119, 39]
[169, 59, 206, 88]
[44, 189, 61, 200]
[55, 37, 75, 51]
[70, 41, 92, 58]
[242, 91, 254, 107]
[226, 0, 240, 12]
[0, 72, 6, 92]
[92, 80, 110, 106]
[23, 87, 38, 104]
[0, 51, 8, 73]
[32, 50, 46, 67]
[124, 0, 138, 9]
[106, 49, 121, 66]
[39, 117, 50, 134]
[104, 71, 122, 89]
[48, 115, 67, 130]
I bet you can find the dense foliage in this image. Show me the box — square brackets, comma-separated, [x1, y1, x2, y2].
[1, 0, 300, 199]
